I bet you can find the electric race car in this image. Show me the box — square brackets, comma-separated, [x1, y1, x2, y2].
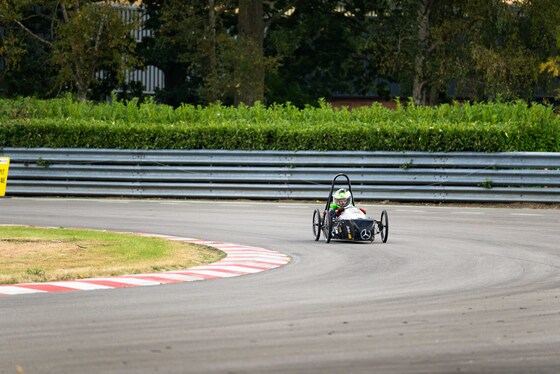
[312, 173, 389, 244]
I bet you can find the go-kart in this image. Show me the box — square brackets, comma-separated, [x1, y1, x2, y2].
[312, 173, 388, 243]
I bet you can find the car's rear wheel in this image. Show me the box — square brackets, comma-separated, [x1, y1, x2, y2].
[322, 211, 332, 243]
[312, 208, 322, 241]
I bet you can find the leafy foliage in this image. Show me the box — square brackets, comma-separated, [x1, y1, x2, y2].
[51, 1, 140, 101]
[0, 0, 139, 101]
[0, 97, 558, 152]
[2, 0, 560, 107]
[139, 0, 238, 105]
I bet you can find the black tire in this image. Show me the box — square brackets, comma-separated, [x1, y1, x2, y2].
[322, 211, 332, 243]
[312, 208, 322, 241]
[380, 210, 389, 243]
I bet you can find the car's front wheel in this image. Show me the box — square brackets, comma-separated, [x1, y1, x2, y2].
[380, 210, 389, 243]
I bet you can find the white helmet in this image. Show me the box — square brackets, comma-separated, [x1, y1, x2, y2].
[333, 188, 351, 207]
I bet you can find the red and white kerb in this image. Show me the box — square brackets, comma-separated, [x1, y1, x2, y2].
[0, 233, 290, 296]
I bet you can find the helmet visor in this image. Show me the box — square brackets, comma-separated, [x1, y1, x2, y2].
[334, 197, 348, 206]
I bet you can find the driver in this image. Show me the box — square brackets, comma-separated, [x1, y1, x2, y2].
[330, 188, 366, 217]
[330, 188, 352, 210]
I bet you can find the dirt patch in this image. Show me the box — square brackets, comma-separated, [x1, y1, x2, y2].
[0, 238, 94, 259]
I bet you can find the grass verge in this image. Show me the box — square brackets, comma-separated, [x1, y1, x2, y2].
[0, 226, 225, 284]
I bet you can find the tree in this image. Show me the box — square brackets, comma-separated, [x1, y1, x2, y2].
[0, 1, 57, 96]
[412, 0, 433, 105]
[265, 0, 380, 106]
[235, 0, 264, 105]
[399, 0, 560, 104]
[237, 0, 306, 105]
[142, 0, 292, 106]
[370, 0, 462, 105]
[0, 0, 139, 100]
[528, 0, 560, 96]
[440, 0, 560, 102]
[140, 0, 238, 105]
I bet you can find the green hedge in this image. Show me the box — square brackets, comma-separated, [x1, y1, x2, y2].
[1, 97, 559, 151]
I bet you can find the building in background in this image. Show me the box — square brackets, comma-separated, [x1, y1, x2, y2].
[98, 4, 165, 96]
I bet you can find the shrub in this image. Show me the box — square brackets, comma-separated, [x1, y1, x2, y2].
[0, 98, 558, 152]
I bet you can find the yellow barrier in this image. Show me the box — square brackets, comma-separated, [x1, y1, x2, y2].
[0, 157, 10, 197]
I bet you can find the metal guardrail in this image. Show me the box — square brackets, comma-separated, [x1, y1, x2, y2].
[1, 148, 560, 202]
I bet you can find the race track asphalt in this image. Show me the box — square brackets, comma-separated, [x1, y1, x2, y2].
[1, 198, 559, 373]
